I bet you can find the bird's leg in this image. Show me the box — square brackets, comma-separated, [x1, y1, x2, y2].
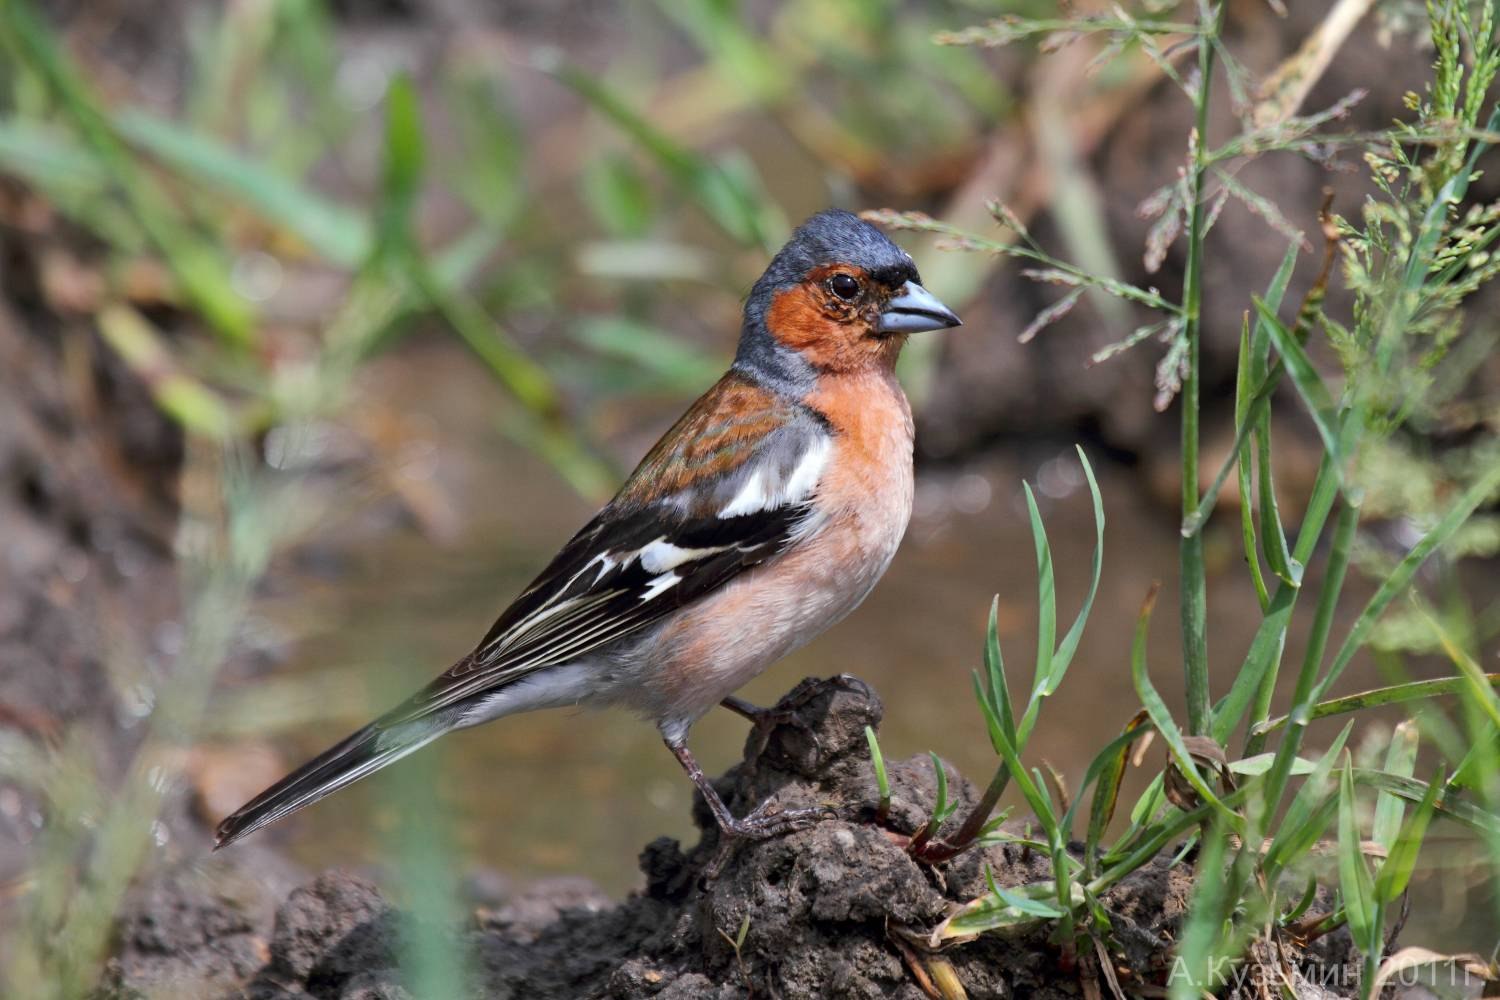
[665, 739, 828, 841]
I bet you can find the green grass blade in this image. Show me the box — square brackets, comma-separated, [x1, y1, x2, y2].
[1024, 482, 1057, 702]
[1263, 720, 1354, 879]
[985, 597, 1017, 741]
[1372, 722, 1418, 852]
[1210, 584, 1294, 744]
[986, 705, 1059, 842]
[1255, 409, 1298, 587]
[1129, 586, 1236, 826]
[1420, 605, 1500, 731]
[1240, 452, 1342, 750]
[864, 726, 891, 820]
[0, 117, 109, 191]
[1372, 769, 1438, 905]
[928, 751, 957, 827]
[972, 671, 1010, 759]
[545, 58, 782, 252]
[1252, 675, 1500, 737]
[2, 0, 254, 344]
[115, 110, 371, 266]
[1077, 712, 1150, 871]
[1253, 296, 1355, 491]
[1051, 447, 1105, 678]
[1316, 462, 1500, 700]
[1256, 242, 1301, 375]
[1234, 316, 1271, 611]
[1337, 757, 1379, 955]
[1185, 243, 1299, 539]
[933, 878, 1077, 941]
[1250, 246, 1300, 586]
[1355, 770, 1500, 837]
[1255, 501, 1359, 812]
[374, 74, 424, 258]
[1171, 820, 1232, 1000]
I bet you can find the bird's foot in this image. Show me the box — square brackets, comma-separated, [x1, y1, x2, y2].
[716, 799, 833, 841]
[701, 799, 833, 880]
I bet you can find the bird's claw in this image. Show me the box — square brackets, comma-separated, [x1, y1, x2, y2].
[719, 801, 832, 841]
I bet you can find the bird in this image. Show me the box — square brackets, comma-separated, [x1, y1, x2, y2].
[214, 209, 961, 850]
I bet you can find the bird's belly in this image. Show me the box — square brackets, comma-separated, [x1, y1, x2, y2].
[630, 469, 913, 741]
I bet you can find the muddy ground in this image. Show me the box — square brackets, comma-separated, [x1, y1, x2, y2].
[0, 246, 1360, 996]
[96, 679, 1357, 999]
[0, 2, 1454, 994]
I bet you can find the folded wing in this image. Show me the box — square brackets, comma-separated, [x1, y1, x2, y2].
[386, 372, 833, 724]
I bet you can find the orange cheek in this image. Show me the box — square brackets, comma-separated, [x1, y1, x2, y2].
[766, 285, 845, 357]
[765, 285, 901, 372]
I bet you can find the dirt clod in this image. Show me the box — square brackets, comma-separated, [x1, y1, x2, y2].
[103, 677, 1355, 998]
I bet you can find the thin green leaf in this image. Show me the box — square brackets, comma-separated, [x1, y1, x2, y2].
[1129, 586, 1236, 826]
[1356, 770, 1500, 837]
[375, 74, 424, 258]
[115, 110, 371, 266]
[1421, 605, 1500, 731]
[1078, 712, 1151, 869]
[1211, 584, 1294, 744]
[1373, 771, 1439, 904]
[1318, 462, 1500, 700]
[986, 597, 1017, 741]
[1372, 722, 1419, 852]
[1235, 316, 1270, 610]
[928, 751, 958, 827]
[1172, 820, 1232, 998]
[1024, 483, 1057, 701]
[1337, 757, 1379, 954]
[986, 704, 1059, 840]
[1226, 753, 1316, 777]
[1252, 675, 1500, 737]
[1256, 406, 1298, 587]
[932, 879, 1080, 942]
[864, 726, 891, 819]
[1188, 244, 1299, 542]
[1051, 447, 1105, 679]
[1253, 296, 1356, 491]
[1263, 720, 1354, 878]
[0, 117, 109, 191]
[1128, 772, 1166, 828]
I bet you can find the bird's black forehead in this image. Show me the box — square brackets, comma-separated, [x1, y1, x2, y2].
[761, 209, 919, 288]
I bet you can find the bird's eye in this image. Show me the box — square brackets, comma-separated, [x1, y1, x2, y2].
[828, 273, 861, 300]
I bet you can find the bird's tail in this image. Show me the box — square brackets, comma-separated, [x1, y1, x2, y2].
[213, 715, 445, 851]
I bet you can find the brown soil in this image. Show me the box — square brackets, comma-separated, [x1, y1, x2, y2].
[0, 215, 183, 887]
[98, 679, 1357, 999]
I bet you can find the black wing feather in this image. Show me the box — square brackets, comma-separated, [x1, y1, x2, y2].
[384, 499, 808, 724]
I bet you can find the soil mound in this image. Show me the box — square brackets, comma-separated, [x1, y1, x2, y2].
[100, 677, 1356, 998]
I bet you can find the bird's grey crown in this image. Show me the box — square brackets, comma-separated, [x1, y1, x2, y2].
[734, 209, 917, 397]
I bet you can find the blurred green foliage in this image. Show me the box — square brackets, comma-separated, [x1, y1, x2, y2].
[1, 0, 1498, 996]
[0, 0, 1008, 994]
[872, 1, 1500, 995]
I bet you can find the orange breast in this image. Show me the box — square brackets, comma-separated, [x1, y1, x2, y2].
[634, 369, 915, 734]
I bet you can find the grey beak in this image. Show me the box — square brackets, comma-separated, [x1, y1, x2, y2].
[878, 281, 962, 334]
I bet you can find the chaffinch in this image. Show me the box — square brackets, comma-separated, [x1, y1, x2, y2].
[215, 209, 961, 849]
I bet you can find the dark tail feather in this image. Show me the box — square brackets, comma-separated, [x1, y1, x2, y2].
[213, 717, 444, 850]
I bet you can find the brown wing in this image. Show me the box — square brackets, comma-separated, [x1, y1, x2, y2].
[381, 371, 831, 724]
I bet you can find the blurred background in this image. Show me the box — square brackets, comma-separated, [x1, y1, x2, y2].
[1, 0, 1497, 983]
